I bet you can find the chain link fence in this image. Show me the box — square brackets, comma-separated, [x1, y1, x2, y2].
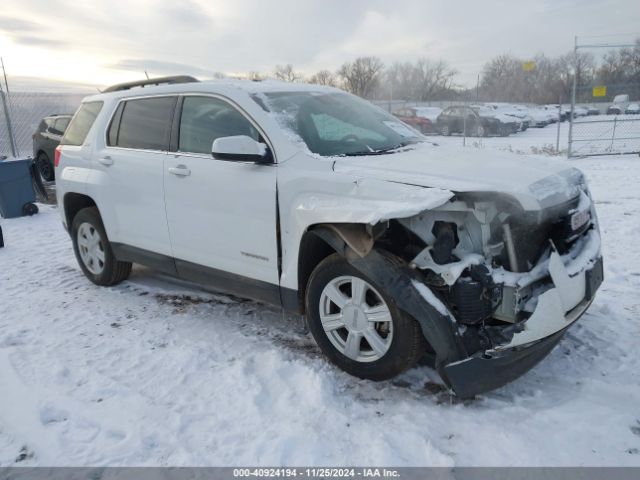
[0, 91, 85, 159]
[570, 112, 640, 156]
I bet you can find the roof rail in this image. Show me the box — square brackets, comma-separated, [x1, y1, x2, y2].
[102, 75, 199, 93]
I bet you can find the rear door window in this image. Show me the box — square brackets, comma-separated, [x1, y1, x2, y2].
[110, 96, 177, 150]
[61, 102, 103, 146]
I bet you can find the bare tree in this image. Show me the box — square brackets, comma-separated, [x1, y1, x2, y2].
[386, 61, 417, 100]
[557, 50, 596, 101]
[273, 64, 302, 82]
[413, 58, 457, 101]
[308, 70, 338, 87]
[480, 54, 524, 102]
[338, 56, 385, 98]
[596, 40, 640, 99]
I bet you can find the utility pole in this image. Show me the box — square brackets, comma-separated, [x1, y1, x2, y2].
[556, 95, 562, 154]
[0, 58, 18, 158]
[568, 36, 577, 158]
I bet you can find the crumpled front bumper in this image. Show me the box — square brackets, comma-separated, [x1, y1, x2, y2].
[442, 230, 603, 398]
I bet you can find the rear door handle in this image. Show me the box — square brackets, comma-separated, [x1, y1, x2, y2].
[98, 156, 113, 166]
[168, 165, 191, 176]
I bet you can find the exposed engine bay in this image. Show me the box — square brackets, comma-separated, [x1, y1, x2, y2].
[371, 185, 601, 357]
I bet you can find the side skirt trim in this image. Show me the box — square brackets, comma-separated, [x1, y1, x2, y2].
[111, 242, 300, 310]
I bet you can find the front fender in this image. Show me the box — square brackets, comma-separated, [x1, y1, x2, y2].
[278, 170, 453, 291]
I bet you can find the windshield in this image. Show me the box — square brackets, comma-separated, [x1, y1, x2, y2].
[255, 91, 423, 157]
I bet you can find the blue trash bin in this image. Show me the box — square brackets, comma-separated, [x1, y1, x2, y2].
[0, 159, 39, 219]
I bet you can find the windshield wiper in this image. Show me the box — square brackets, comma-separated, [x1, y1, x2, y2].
[341, 141, 414, 157]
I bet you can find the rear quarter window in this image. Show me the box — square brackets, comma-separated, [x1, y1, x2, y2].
[61, 102, 104, 146]
[109, 96, 176, 150]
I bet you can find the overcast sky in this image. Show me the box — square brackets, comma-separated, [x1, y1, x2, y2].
[0, 0, 638, 90]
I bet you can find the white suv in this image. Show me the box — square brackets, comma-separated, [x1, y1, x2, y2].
[56, 76, 603, 397]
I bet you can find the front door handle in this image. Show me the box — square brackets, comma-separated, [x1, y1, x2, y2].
[98, 156, 113, 166]
[168, 165, 191, 176]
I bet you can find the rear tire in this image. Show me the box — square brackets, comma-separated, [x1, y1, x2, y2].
[71, 207, 131, 286]
[305, 254, 426, 381]
[36, 152, 54, 182]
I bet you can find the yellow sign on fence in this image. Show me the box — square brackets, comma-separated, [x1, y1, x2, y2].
[522, 61, 536, 72]
[593, 85, 607, 97]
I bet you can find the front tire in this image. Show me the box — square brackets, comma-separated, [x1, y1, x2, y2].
[440, 124, 451, 136]
[305, 254, 425, 381]
[71, 207, 131, 286]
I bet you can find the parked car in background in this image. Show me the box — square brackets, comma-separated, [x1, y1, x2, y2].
[473, 105, 519, 134]
[607, 105, 623, 115]
[541, 105, 567, 122]
[413, 107, 443, 123]
[485, 103, 531, 130]
[515, 105, 553, 127]
[573, 106, 589, 117]
[612, 94, 630, 112]
[625, 103, 640, 114]
[32, 114, 72, 181]
[436, 106, 514, 136]
[393, 107, 436, 134]
[586, 106, 601, 116]
[55, 76, 603, 397]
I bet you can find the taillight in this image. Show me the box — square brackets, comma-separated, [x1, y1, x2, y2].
[54, 145, 62, 167]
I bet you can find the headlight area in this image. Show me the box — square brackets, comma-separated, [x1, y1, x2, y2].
[373, 190, 603, 395]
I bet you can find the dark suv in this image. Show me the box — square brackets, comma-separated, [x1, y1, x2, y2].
[436, 106, 512, 137]
[32, 114, 72, 181]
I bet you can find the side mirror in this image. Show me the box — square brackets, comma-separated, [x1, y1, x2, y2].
[211, 135, 271, 164]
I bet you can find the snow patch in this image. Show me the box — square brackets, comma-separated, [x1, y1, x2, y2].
[411, 280, 455, 321]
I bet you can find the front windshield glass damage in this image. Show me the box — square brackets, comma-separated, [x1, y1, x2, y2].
[253, 91, 425, 157]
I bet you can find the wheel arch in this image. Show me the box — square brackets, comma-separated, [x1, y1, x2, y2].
[63, 192, 98, 232]
[297, 223, 466, 373]
[295, 223, 373, 314]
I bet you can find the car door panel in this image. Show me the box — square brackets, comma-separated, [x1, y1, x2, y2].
[165, 154, 279, 285]
[164, 95, 280, 291]
[96, 96, 176, 257]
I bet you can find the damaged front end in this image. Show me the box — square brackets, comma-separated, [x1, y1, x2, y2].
[357, 178, 603, 397]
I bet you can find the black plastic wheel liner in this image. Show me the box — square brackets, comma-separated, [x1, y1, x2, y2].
[310, 227, 468, 373]
[29, 159, 48, 201]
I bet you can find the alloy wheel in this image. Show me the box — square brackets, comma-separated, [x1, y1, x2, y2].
[319, 275, 393, 362]
[77, 222, 106, 275]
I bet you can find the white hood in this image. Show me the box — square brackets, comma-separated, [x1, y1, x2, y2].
[332, 143, 582, 211]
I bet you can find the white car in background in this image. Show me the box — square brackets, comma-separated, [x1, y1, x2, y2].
[471, 105, 520, 134]
[512, 105, 552, 127]
[55, 76, 603, 398]
[484, 103, 531, 131]
[625, 103, 639, 114]
[573, 106, 589, 117]
[613, 94, 630, 113]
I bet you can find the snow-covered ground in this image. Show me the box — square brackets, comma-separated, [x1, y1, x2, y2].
[1, 124, 640, 466]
